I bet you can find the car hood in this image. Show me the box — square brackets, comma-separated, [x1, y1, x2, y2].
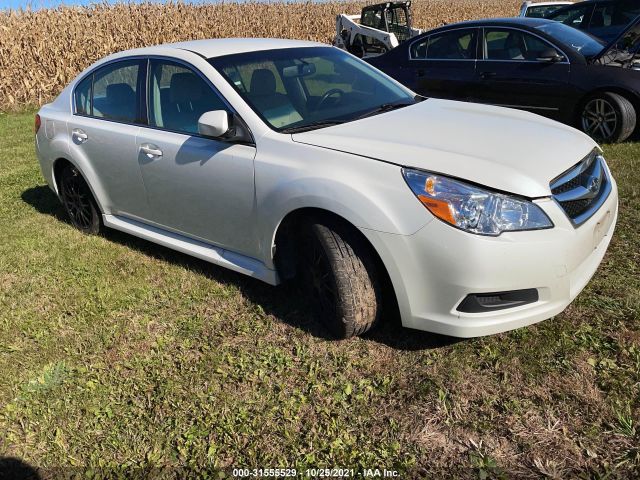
[292, 99, 597, 198]
[593, 15, 640, 64]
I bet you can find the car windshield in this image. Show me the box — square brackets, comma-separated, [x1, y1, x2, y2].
[209, 47, 417, 132]
[535, 21, 606, 57]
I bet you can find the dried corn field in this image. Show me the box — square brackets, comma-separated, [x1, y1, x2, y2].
[0, 0, 522, 110]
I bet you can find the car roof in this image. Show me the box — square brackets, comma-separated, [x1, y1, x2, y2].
[104, 38, 326, 63]
[434, 17, 557, 30]
[162, 38, 325, 59]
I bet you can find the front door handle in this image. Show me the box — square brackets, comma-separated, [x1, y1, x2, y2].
[140, 143, 163, 159]
[72, 128, 88, 144]
[416, 69, 425, 78]
[479, 71, 497, 80]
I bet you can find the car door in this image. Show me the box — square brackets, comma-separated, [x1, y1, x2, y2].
[136, 58, 257, 256]
[406, 28, 479, 101]
[586, 1, 640, 43]
[68, 59, 151, 219]
[474, 27, 572, 121]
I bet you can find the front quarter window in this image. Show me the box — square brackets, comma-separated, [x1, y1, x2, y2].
[209, 47, 415, 132]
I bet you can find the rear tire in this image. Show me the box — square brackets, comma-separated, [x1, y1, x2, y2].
[579, 92, 636, 144]
[59, 164, 102, 235]
[299, 218, 382, 339]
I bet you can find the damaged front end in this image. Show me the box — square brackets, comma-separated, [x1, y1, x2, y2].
[593, 16, 640, 69]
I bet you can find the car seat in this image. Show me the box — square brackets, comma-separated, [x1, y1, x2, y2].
[100, 83, 135, 121]
[247, 69, 302, 127]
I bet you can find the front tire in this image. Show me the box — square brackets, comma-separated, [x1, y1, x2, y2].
[300, 218, 382, 339]
[580, 92, 636, 143]
[59, 164, 102, 235]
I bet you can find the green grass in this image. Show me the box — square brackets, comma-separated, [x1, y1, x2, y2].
[0, 110, 638, 478]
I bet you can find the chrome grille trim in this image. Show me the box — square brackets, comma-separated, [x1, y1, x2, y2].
[550, 150, 611, 227]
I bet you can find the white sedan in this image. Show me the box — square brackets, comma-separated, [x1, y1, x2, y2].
[35, 38, 618, 338]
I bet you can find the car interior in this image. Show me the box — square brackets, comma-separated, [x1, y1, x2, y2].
[217, 55, 403, 129]
[410, 31, 476, 60]
[150, 69, 226, 134]
[93, 83, 136, 122]
[245, 68, 303, 128]
[485, 31, 557, 61]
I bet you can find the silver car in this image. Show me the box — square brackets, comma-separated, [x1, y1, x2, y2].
[35, 38, 617, 339]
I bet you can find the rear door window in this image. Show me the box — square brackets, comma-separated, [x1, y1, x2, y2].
[91, 60, 143, 123]
[410, 29, 478, 60]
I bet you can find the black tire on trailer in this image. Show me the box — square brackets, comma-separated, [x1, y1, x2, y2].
[58, 163, 103, 235]
[580, 91, 636, 144]
[300, 217, 382, 339]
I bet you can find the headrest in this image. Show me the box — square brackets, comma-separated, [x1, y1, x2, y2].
[590, 11, 605, 28]
[250, 69, 276, 96]
[106, 83, 135, 105]
[505, 33, 520, 49]
[170, 72, 204, 103]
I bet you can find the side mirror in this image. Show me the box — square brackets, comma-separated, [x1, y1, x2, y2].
[536, 48, 564, 63]
[198, 110, 229, 138]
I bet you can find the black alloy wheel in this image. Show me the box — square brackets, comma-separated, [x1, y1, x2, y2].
[580, 92, 636, 143]
[59, 164, 102, 234]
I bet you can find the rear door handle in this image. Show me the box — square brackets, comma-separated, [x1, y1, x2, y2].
[140, 143, 163, 159]
[72, 128, 88, 143]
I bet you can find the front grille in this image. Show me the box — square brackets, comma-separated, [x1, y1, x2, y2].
[561, 199, 592, 218]
[552, 177, 581, 195]
[550, 150, 611, 227]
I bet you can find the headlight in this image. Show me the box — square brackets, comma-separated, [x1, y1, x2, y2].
[402, 169, 553, 236]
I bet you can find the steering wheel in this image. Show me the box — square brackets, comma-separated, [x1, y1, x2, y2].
[316, 88, 345, 110]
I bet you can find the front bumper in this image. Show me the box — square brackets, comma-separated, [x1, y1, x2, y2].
[361, 178, 618, 338]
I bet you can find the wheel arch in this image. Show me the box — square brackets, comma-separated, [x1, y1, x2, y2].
[272, 207, 400, 318]
[51, 156, 107, 214]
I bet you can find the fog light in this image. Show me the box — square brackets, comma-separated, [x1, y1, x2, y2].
[457, 289, 539, 313]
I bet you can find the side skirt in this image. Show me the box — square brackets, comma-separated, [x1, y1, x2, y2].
[102, 214, 279, 285]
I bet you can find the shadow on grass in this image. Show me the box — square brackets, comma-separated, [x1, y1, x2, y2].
[0, 457, 40, 480]
[21, 185, 457, 351]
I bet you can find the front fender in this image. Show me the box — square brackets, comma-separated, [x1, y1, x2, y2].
[254, 139, 432, 268]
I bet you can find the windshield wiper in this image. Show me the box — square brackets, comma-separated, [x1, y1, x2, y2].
[281, 120, 347, 134]
[353, 101, 415, 120]
[281, 101, 416, 133]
